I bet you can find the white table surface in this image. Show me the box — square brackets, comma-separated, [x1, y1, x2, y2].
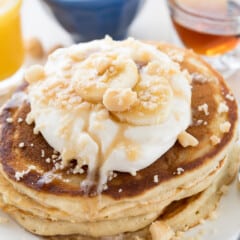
[0, 1, 240, 240]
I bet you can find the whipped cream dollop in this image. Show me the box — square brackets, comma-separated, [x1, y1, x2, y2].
[25, 37, 192, 186]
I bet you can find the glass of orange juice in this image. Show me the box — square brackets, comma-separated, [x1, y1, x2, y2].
[0, 0, 24, 81]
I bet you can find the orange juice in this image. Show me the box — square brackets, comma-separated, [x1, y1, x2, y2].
[0, 0, 24, 80]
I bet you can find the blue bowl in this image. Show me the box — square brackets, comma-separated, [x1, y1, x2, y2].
[43, 0, 145, 42]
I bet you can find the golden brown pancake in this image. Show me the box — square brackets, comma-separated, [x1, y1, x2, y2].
[0, 140, 238, 240]
[0, 43, 238, 239]
[0, 72, 237, 197]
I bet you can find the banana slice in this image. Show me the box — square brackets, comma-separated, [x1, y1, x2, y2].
[70, 38, 182, 126]
[72, 54, 138, 103]
[103, 88, 137, 112]
[112, 66, 174, 126]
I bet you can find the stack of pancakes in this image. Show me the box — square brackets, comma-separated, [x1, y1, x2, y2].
[0, 43, 239, 240]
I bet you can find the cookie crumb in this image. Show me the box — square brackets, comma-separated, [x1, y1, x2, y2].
[218, 102, 229, 114]
[18, 142, 25, 148]
[150, 221, 174, 240]
[41, 149, 45, 158]
[25, 37, 44, 59]
[6, 117, 13, 123]
[17, 117, 23, 123]
[195, 119, 203, 126]
[219, 121, 231, 133]
[178, 131, 199, 147]
[225, 93, 234, 101]
[198, 103, 209, 116]
[210, 135, 220, 145]
[153, 175, 159, 183]
[15, 165, 36, 181]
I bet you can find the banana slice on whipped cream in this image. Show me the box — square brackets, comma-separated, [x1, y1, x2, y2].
[69, 39, 177, 126]
[25, 37, 192, 187]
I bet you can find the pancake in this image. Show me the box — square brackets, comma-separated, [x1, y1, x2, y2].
[0, 140, 238, 240]
[0, 42, 238, 239]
